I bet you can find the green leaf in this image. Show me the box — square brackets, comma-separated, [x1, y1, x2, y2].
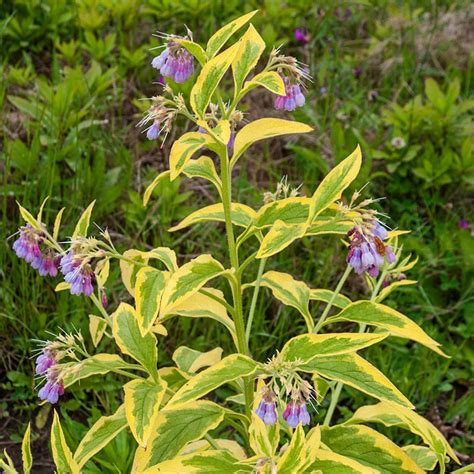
[142, 450, 240, 474]
[258, 270, 313, 330]
[309, 289, 351, 309]
[53, 207, 65, 240]
[51, 411, 80, 474]
[183, 156, 221, 191]
[173, 346, 223, 373]
[73, 405, 127, 469]
[232, 25, 265, 91]
[160, 255, 224, 315]
[17, 202, 40, 229]
[62, 354, 133, 388]
[120, 249, 150, 296]
[309, 146, 361, 221]
[321, 424, 423, 474]
[191, 43, 240, 118]
[256, 221, 307, 259]
[112, 303, 158, 378]
[168, 354, 258, 406]
[242, 71, 285, 95]
[375, 280, 417, 303]
[306, 449, 374, 473]
[232, 118, 312, 163]
[146, 247, 178, 272]
[276, 425, 307, 473]
[253, 197, 311, 228]
[135, 267, 167, 334]
[306, 219, 354, 237]
[169, 133, 211, 180]
[281, 333, 387, 362]
[299, 353, 414, 409]
[169, 203, 255, 232]
[326, 301, 446, 356]
[89, 314, 107, 347]
[134, 401, 225, 470]
[206, 10, 257, 58]
[402, 445, 438, 471]
[348, 401, 460, 468]
[72, 201, 95, 238]
[21, 423, 32, 474]
[124, 378, 167, 448]
[249, 414, 275, 458]
[175, 38, 207, 65]
[143, 170, 171, 206]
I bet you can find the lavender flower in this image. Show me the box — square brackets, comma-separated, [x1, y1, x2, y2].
[459, 219, 470, 230]
[146, 121, 161, 140]
[61, 251, 94, 297]
[255, 389, 278, 425]
[38, 376, 64, 404]
[12, 225, 42, 263]
[294, 28, 310, 45]
[275, 77, 305, 111]
[35, 350, 55, 375]
[283, 401, 311, 428]
[152, 42, 194, 83]
[347, 220, 396, 277]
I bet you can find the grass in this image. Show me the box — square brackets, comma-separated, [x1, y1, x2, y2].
[1, 0, 473, 468]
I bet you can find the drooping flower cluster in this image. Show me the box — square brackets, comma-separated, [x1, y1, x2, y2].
[60, 250, 95, 296]
[255, 388, 278, 426]
[13, 225, 59, 277]
[35, 345, 64, 404]
[283, 400, 311, 428]
[151, 41, 194, 84]
[274, 76, 306, 111]
[139, 96, 176, 142]
[347, 220, 396, 277]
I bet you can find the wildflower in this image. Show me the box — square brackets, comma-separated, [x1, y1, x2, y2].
[283, 400, 311, 428]
[353, 67, 362, 79]
[35, 350, 55, 375]
[255, 389, 278, 425]
[391, 136, 406, 149]
[146, 121, 161, 140]
[38, 374, 64, 405]
[347, 220, 396, 277]
[33, 250, 59, 277]
[459, 219, 470, 230]
[151, 41, 194, 83]
[275, 76, 305, 111]
[12, 225, 42, 264]
[61, 251, 94, 297]
[294, 28, 310, 45]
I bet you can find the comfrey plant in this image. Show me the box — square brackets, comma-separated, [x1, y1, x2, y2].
[6, 12, 461, 474]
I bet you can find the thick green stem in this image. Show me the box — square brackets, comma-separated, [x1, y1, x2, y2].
[313, 265, 352, 334]
[220, 151, 253, 418]
[245, 257, 267, 344]
[323, 267, 389, 426]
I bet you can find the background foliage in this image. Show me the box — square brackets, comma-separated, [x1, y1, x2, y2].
[1, 0, 473, 469]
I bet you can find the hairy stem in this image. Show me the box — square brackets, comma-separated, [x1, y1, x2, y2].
[313, 264, 352, 334]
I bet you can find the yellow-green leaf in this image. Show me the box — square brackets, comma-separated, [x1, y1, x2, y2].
[160, 255, 224, 315]
[146, 247, 178, 272]
[242, 71, 285, 95]
[307, 449, 378, 473]
[258, 270, 313, 330]
[173, 346, 223, 373]
[232, 25, 265, 91]
[191, 43, 240, 118]
[402, 445, 438, 471]
[135, 267, 167, 334]
[119, 249, 149, 296]
[53, 207, 65, 240]
[376, 280, 417, 303]
[253, 197, 311, 228]
[142, 449, 240, 474]
[281, 333, 387, 363]
[21, 423, 32, 474]
[308, 146, 362, 221]
[277, 424, 307, 474]
[233, 118, 312, 163]
[300, 353, 414, 409]
[183, 156, 221, 190]
[168, 354, 258, 406]
[95, 258, 110, 287]
[17, 202, 40, 229]
[51, 411, 80, 474]
[169, 203, 255, 232]
[0, 450, 17, 474]
[256, 221, 307, 259]
[348, 401, 460, 468]
[321, 424, 423, 474]
[305, 219, 354, 236]
[175, 38, 207, 65]
[326, 301, 446, 356]
[124, 378, 167, 448]
[89, 314, 107, 347]
[309, 289, 351, 309]
[135, 401, 225, 470]
[112, 303, 158, 378]
[72, 200, 95, 238]
[73, 405, 128, 469]
[170, 132, 211, 180]
[143, 170, 171, 206]
[206, 10, 257, 58]
[249, 414, 275, 458]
